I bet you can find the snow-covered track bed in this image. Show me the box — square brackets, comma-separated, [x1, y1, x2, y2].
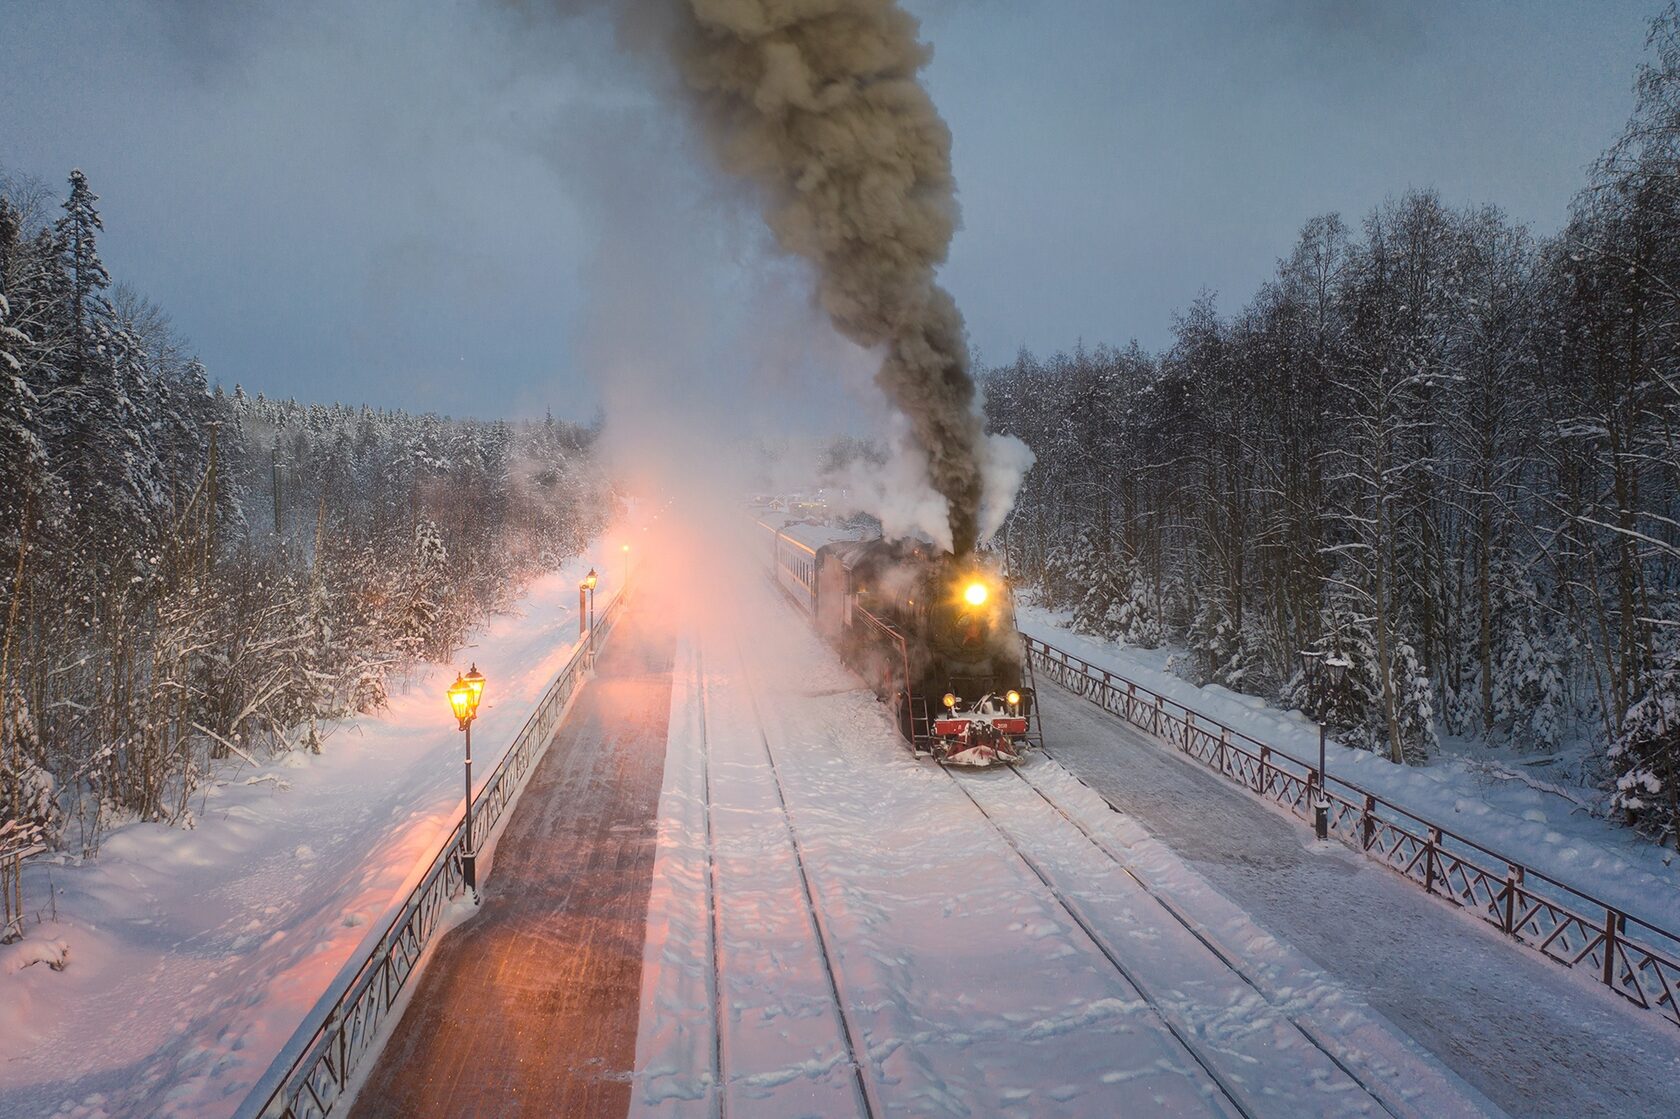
[633, 572, 1497, 1118]
[947, 757, 1493, 1118]
[734, 639, 882, 1118]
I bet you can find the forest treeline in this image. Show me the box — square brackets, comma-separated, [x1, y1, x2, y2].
[0, 169, 612, 864]
[985, 8, 1680, 841]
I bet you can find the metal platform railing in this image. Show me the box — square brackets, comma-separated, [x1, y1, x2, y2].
[1024, 633, 1680, 1031]
[237, 585, 629, 1119]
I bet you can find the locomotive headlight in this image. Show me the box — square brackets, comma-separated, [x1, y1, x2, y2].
[1006, 690, 1021, 708]
[963, 581, 989, 607]
[942, 692, 958, 710]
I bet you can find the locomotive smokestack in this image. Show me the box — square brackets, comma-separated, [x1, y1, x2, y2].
[663, 0, 986, 554]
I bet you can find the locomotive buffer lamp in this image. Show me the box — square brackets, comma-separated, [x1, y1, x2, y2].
[964, 581, 989, 607]
[448, 665, 488, 898]
[1298, 651, 1348, 841]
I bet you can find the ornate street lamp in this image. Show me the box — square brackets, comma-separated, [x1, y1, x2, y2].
[621, 542, 631, 587]
[584, 568, 598, 657]
[448, 665, 487, 897]
[1298, 649, 1348, 841]
[579, 568, 600, 656]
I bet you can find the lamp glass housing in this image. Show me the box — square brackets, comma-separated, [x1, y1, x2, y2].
[1325, 656, 1349, 686]
[448, 675, 474, 724]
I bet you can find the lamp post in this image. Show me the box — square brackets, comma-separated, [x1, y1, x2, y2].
[1298, 649, 1348, 841]
[621, 542, 630, 588]
[583, 568, 598, 657]
[447, 664, 487, 897]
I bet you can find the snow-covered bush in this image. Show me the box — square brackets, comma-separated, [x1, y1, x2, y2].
[1187, 592, 1280, 697]
[1, 686, 56, 848]
[1285, 596, 1437, 764]
[1188, 595, 1239, 687]
[1611, 662, 1680, 843]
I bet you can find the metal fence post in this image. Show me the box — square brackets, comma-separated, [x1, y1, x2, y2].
[1361, 793, 1377, 850]
[1425, 827, 1441, 894]
[1604, 908, 1621, 988]
[334, 1010, 348, 1090]
[1502, 864, 1520, 935]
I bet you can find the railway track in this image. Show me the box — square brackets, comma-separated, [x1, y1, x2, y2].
[715, 575, 1476, 1116]
[945, 755, 1411, 1119]
[722, 638, 880, 1119]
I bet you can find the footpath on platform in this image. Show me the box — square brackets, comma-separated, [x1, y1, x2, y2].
[347, 587, 676, 1119]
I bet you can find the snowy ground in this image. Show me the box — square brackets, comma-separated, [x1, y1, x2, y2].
[1039, 685, 1680, 1117]
[629, 567, 1497, 1117]
[0, 548, 625, 1119]
[1016, 605, 1680, 942]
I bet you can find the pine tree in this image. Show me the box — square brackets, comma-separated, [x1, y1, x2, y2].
[54, 169, 110, 390]
[1611, 650, 1680, 843]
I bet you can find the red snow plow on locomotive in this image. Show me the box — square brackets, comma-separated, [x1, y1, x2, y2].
[760, 519, 1043, 765]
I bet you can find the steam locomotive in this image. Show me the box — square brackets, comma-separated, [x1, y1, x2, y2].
[759, 519, 1042, 764]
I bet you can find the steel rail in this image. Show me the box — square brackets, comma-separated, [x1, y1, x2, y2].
[695, 647, 726, 1119]
[236, 584, 630, 1119]
[1007, 758, 1404, 1118]
[1024, 633, 1680, 1031]
[942, 766, 1254, 1119]
[733, 637, 880, 1119]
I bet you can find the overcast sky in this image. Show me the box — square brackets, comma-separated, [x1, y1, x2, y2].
[0, 1, 1660, 422]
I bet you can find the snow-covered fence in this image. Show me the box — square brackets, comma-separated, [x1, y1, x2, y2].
[237, 586, 631, 1119]
[1025, 634, 1680, 1032]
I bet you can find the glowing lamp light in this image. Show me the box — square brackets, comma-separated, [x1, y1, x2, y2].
[464, 663, 486, 709]
[1006, 690, 1021, 708]
[942, 692, 958, 710]
[583, 568, 598, 590]
[963, 581, 989, 607]
[447, 674, 475, 727]
[622, 543, 631, 554]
